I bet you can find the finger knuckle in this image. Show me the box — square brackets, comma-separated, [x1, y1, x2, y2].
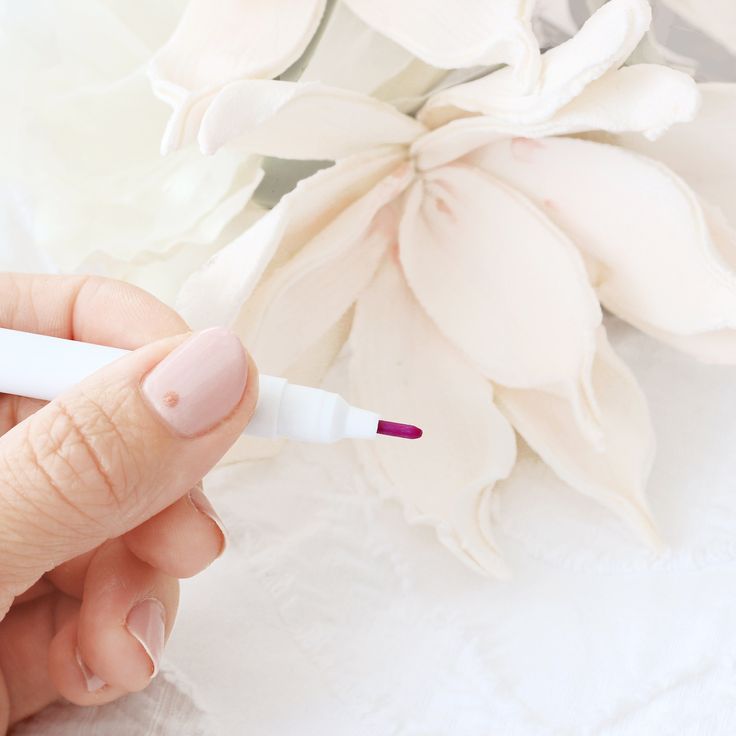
[21, 390, 144, 521]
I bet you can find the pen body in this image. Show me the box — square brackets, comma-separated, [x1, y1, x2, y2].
[0, 328, 379, 443]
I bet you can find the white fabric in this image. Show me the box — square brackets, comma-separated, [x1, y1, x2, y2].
[19, 317, 736, 734]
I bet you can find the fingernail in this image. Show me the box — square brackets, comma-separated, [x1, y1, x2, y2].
[126, 598, 166, 677]
[189, 486, 228, 556]
[75, 648, 106, 692]
[142, 327, 248, 438]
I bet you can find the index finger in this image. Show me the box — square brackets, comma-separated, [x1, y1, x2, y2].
[0, 273, 188, 348]
[0, 272, 190, 431]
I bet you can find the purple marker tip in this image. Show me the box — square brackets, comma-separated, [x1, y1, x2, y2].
[376, 420, 423, 440]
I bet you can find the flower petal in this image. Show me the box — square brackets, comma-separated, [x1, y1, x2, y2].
[414, 63, 699, 170]
[350, 258, 517, 577]
[343, 0, 538, 78]
[398, 163, 601, 390]
[469, 136, 736, 352]
[419, 0, 650, 128]
[235, 161, 413, 375]
[149, 0, 327, 150]
[198, 80, 426, 158]
[298, 2, 417, 95]
[84, 191, 265, 307]
[616, 83, 736, 225]
[495, 327, 659, 546]
[636, 204, 736, 364]
[178, 147, 407, 329]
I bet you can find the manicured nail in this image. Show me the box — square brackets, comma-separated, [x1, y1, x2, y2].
[189, 485, 228, 556]
[75, 648, 105, 692]
[142, 327, 248, 437]
[126, 598, 166, 677]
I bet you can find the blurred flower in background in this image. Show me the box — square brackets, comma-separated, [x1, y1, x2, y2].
[0, 0, 262, 303]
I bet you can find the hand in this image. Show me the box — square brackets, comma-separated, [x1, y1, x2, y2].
[0, 273, 257, 730]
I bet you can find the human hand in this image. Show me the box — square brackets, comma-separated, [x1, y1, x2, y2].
[0, 273, 257, 730]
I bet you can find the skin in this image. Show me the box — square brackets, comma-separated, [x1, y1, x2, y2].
[0, 273, 258, 730]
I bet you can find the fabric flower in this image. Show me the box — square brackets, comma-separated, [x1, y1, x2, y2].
[174, 0, 717, 576]
[0, 0, 261, 305]
[148, 0, 538, 154]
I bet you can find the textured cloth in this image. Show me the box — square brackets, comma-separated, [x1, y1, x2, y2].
[19, 317, 736, 735]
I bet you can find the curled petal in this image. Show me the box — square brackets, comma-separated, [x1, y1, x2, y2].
[236, 161, 414, 375]
[350, 258, 517, 577]
[617, 83, 736, 225]
[198, 80, 426, 158]
[177, 148, 407, 329]
[469, 136, 736, 354]
[496, 327, 659, 546]
[343, 0, 539, 80]
[637, 205, 736, 364]
[399, 163, 601, 391]
[149, 0, 327, 151]
[419, 0, 651, 128]
[413, 64, 699, 170]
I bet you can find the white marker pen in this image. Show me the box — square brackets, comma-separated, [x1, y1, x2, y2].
[0, 328, 422, 443]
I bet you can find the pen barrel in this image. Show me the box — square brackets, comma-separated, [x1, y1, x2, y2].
[0, 328, 379, 443]
[0, 327, 127, 401]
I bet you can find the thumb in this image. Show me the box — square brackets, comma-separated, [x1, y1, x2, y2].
[0, 327, 257, 597]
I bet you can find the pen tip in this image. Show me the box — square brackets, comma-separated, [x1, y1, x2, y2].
[376, 420, 423, 440]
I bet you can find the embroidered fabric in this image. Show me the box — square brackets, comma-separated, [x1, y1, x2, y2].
[19, 318, 736, 735]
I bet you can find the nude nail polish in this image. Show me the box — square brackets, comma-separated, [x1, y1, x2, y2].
[142, 327, 248, 437]
[126, 598, 166, 677]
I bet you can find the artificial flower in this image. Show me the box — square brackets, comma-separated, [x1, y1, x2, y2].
[148, 0, 539, 154]
[0, 0, 261, 304]
[172, 0, 719, 575]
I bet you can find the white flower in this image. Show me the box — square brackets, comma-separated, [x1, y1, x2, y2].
[148, 0, 539, 153]
[172, 0, 720, 575]
[0, 0, 262, 305]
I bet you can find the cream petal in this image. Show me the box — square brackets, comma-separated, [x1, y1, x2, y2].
[419, 0, 650, 128]
[413, 63, 699, 170]
[177, 147, 408, 329]
[298, 2, 417, 95]
[641, 204, 736, 364]
[177, 197, 285, 329]
[149, 0, 327, 150]
[83, 193, 265, 308]
[158, 88, 218, 155]
[198, 80, 426, 158]
[236, 162, 414, 375]
[469, 136, 736, 348]
[343, 0, 538, 79]
[398, 163, 601, 390]
[616, 83, 736, 225]
[350, 258, 517, 577]
[496, 327, 659, 546]
[5, 67, 259, 271]
[660, 0, 736, 57]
